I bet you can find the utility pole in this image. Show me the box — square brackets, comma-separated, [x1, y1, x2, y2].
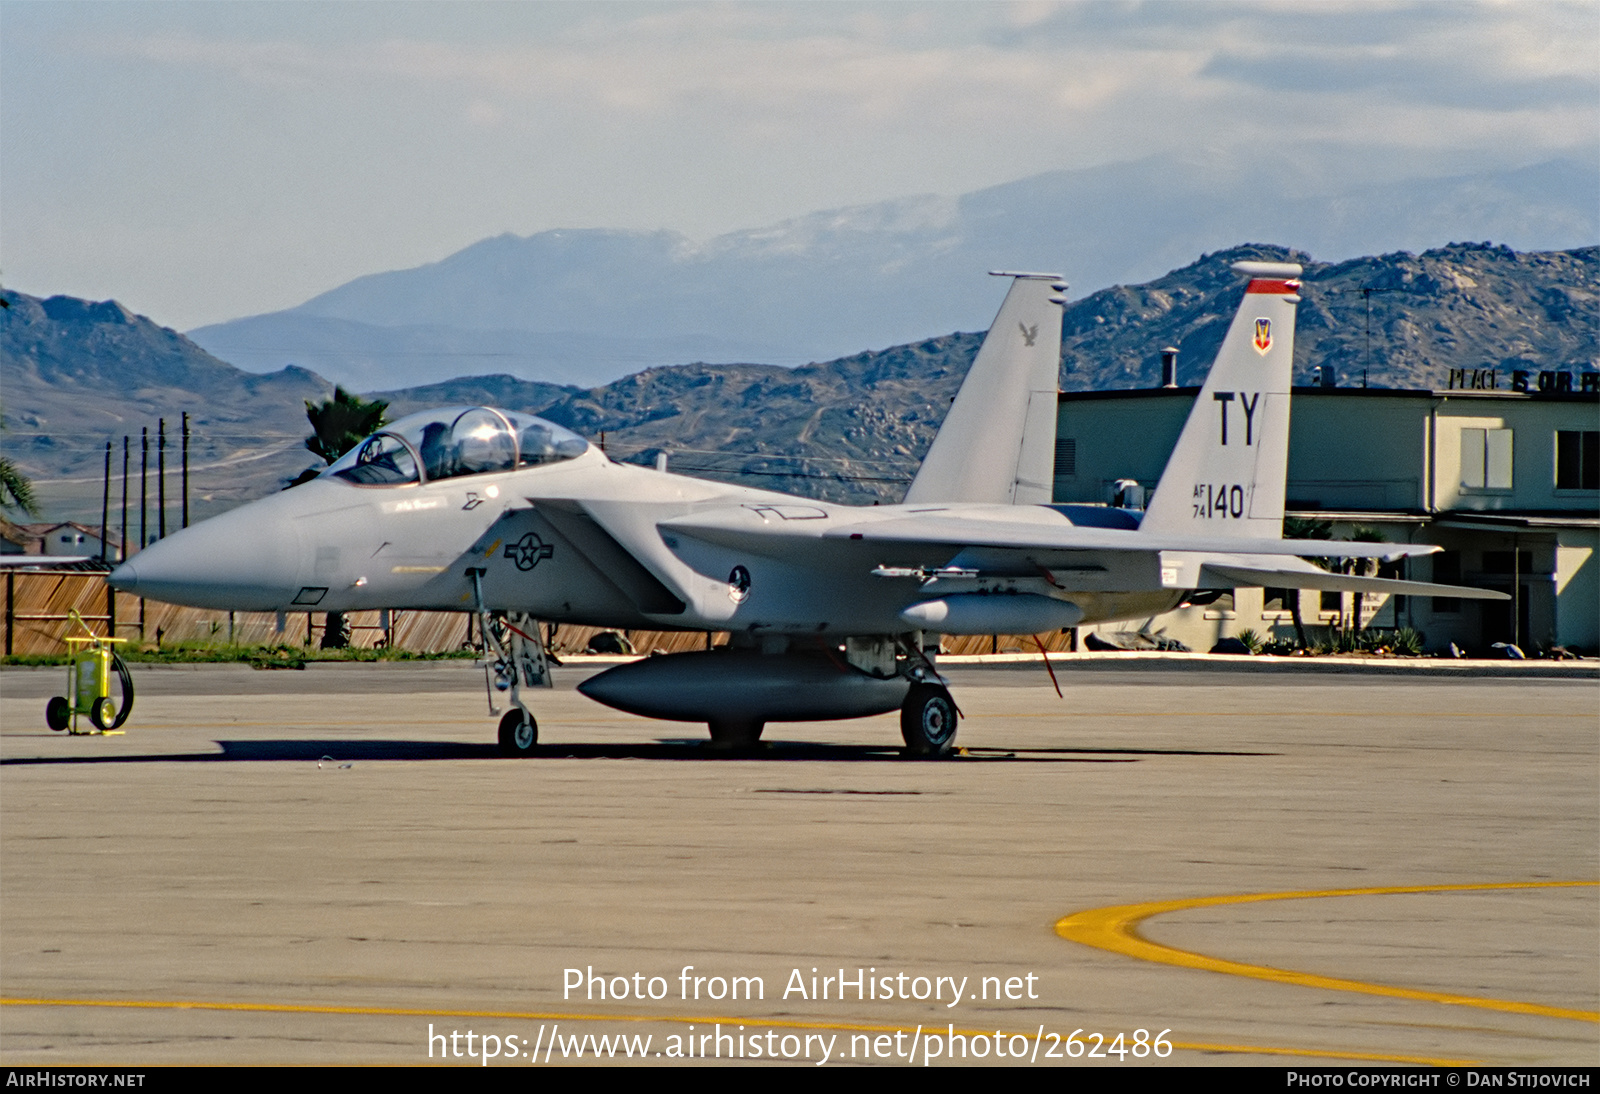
[100, 441, 111, 562]
[120, 437, 129, 562]
[181, 412, 190, 528]
[140, 428, 148, 554]
[157, 418, 167, 540]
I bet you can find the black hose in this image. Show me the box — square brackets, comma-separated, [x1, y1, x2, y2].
[110, 651, 135, 728]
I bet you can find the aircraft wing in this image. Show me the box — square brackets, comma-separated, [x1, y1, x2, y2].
[663, 506, 1434, 560]
[818, 513, 1438, 561]
[658, 506, 1508, 601]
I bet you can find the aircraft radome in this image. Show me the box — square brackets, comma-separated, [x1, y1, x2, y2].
[109, 264, 1506, 756]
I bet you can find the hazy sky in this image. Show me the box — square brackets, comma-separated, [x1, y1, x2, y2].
[3, 1, 1595, 330]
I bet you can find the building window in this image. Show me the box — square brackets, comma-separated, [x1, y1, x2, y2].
[1482, 550, 1534, 576]
[1319, 590, 1341, 614]
[1202, 591, 1235, 619]
[1460, 428, 1513, 490]
[1262, 588, 1292, 615]
[1054, 438, 1076, 478]
[1555, 431, 1598, 490]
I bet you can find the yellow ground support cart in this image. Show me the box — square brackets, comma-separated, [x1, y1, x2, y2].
[46, 610, 134, 735]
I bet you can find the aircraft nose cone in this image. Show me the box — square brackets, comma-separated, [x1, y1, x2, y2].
[107, 499, 305, 610]
[106, 560, 138, 593]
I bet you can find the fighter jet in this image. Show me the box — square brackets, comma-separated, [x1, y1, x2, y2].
[109, 262, 1504, 756]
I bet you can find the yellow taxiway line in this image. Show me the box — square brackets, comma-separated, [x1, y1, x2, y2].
[1056, 880, 1600, 1023]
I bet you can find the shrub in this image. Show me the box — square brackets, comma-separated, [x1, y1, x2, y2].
[1391, 627, 1425, 656]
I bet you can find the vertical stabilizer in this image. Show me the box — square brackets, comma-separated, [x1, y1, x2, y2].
[1140, 261, 1302, 538]
[904, 272, 1066, 504]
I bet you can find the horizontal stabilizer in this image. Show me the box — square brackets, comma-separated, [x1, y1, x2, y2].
[1201, 563, 1509, 601]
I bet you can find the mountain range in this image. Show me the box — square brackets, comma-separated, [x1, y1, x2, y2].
[4, 241, 1595, 525]
[186, 155, 1599, 391]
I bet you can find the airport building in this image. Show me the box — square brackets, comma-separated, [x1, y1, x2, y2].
[1053, 372, 1599, 655]
[0, 520, 120, 559]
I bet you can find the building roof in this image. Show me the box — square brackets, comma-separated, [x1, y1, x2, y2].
[1059, 385, 1598, 404]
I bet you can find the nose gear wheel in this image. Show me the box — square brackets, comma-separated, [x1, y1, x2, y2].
[498, 708, 539, 756]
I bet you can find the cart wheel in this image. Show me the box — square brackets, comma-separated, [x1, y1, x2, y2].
[90, 696, 116, 731]
[46, 696, 70, 732]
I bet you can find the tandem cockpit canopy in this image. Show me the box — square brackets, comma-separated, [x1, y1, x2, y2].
[323, 407, 590, 487]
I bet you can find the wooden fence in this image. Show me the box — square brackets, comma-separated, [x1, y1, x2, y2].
[2, 570, 1077, 658]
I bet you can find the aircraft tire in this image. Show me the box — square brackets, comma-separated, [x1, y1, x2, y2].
[89, 697, 115, 731]
[707, 719, 764, 749]
[497, 709, 538, 756]
[901, 683, 958, 757]
[46, 696, 70, 732]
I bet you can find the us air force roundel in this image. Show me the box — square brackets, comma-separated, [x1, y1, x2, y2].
[505, 532, 554, 571]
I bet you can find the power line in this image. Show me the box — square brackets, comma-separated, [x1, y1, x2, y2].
[663, 465, 912, 485]
[10, 433, 924, 473]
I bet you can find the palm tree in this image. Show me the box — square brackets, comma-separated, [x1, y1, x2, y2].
[0, 456, 37, 517]
[1343, 525, 1386, 639]
[0, 408, 39, 518]
[1282, 516, 1332, 649]
[294, 388, 388, 647]
[287, 387, 390, 489]
[304, 387, 389, 465]
[0, 293, 34, 518]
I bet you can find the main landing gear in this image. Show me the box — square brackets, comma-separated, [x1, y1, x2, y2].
[900, 682, 958, 757]
[891, 633, 958, 758]
[707, 719, 765, 750]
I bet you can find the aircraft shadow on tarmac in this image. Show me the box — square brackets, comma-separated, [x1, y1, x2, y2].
[0, 740, 1272, 765]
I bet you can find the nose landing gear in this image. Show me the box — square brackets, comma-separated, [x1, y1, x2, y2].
[498, 708, 539, 756]
[470, 569, 551, 758]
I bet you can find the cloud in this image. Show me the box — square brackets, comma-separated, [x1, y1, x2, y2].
[12, 1, 1594, 328]
[465, 99, 501, 128]
[1204, 52, 1597, 112]
[86, 3, 1593, 152]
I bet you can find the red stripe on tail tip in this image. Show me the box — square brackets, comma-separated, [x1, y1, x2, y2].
[1246, 279, 1301, 294]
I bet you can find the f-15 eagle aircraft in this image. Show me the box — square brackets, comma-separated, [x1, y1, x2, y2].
[109, 262, 1504, 756]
